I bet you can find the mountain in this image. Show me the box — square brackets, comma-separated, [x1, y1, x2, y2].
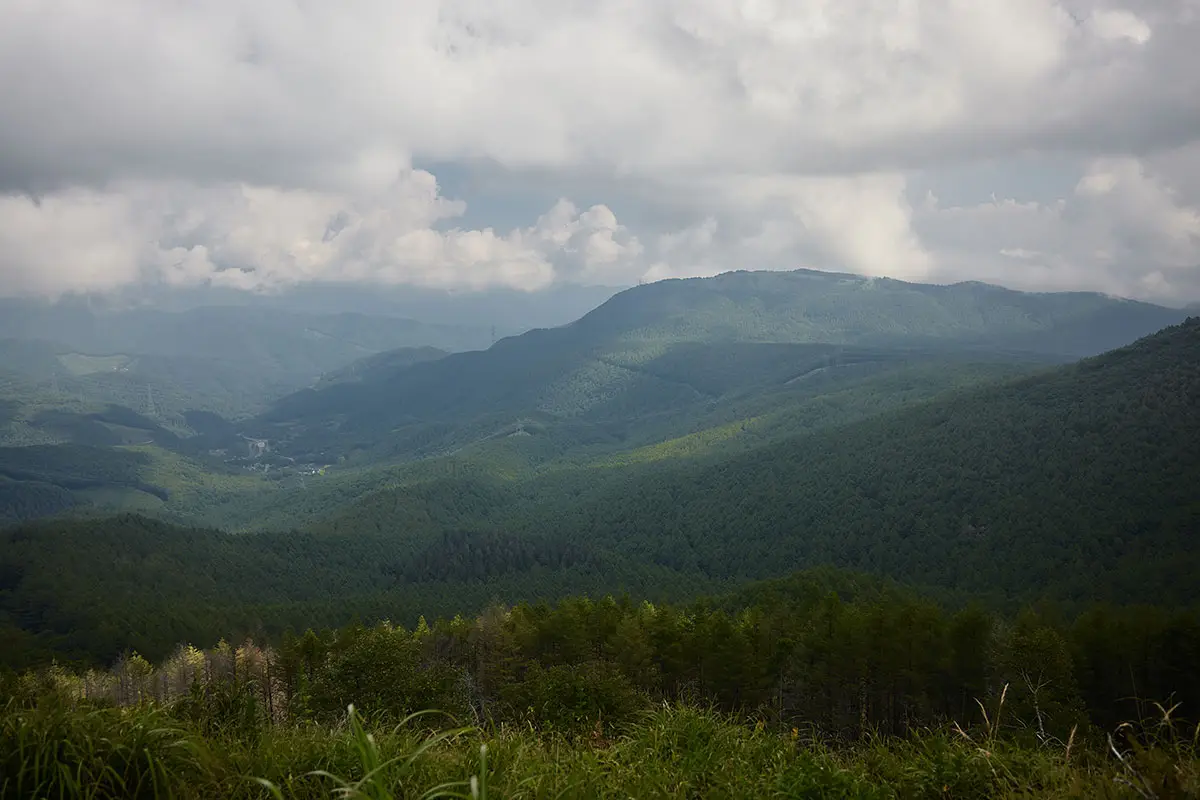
[563, 270, 1183, 354]
[492, 316, 1200, 605]
[0, 301, 494, 440]
[0, 300, 491, 371]
[108, 281, 626, 331]
[314, 346, 449, 388]
[2, 319, 1197, 668]
[2, 269, 1188, 531]
[250, 269, 1183, 463]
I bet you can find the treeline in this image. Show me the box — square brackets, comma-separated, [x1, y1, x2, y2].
[0, 513, 711, 669]
[387, 529, 600, 583]
[0, 445, 169, 524]
[15, 574, 1198, 742]
[0, 480, 76, 524]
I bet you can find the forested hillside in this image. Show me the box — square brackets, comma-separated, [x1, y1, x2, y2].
[310, 318, 1200, 609]
[2, 320, 1198, 675]
[313, 346, 449, 388]
[501, 317, 1200, 603]
[0, 512, 699, 668]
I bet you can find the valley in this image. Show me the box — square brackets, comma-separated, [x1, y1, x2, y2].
[1, 269, 1196, 663]
[3, 269, 1199, 799]
[7, 8, 1200, 793]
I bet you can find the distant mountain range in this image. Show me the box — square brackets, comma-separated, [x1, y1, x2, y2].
[16, 281, 627, 332]
[2, 318, 1196, 666]
[2, 269, 1198, 665]
[0, 301, 493, 433]
[246, 269, 1187, 461]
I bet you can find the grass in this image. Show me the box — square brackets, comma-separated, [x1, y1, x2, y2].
[3, 696, 1196, 799]
[0, 699, 208, 799]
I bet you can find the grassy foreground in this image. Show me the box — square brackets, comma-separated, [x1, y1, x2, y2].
[2, 696, 1197, 799]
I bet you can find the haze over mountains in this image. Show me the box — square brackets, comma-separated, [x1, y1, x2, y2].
[0, 282, 624, 427]
[2, 302, 1198, 664]
[1, 267, 1197, 660]
[5, 4, 1200, 789]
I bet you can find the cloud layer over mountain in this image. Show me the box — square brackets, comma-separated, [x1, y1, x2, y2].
[2, 1, 1199, 302]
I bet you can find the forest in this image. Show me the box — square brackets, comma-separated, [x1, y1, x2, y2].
[4, 572, 1198, 798]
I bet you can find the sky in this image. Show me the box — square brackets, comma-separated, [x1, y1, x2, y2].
[2, 1, 1199, 304]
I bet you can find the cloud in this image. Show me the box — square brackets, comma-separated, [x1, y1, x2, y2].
[916, 152, 1200, 301]
[3, 0, 1193, 186]
[525, 200, 644, 284]
[640, 173, 932, 282]
[1, 1, 1199, 300]
[0, 171, 657, 297]
[1088, 9, 1153, 44]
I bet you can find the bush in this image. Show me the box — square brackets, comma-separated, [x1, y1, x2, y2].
[171, 677, 264, 741]
[502, 659, 647, 734]
[308, 624, 468, 725]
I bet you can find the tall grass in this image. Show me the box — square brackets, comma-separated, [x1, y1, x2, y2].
[2, 698, 1197, 799]
[0, 699, 206, 799]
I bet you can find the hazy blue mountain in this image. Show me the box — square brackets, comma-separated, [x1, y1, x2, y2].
[251, 269, 1184, 462]
[0, 300, 494, 424]
[0, 300, 492, 363]
[315, 346, 450, 388]
[68, 281, 626, 332]
[567, 270, 1183, 354]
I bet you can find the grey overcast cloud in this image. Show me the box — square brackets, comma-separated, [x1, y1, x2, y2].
[2, 0, 1199, 303]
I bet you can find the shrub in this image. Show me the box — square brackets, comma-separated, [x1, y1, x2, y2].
[308, 624, 468, 725]
[502, 659, 647, 734]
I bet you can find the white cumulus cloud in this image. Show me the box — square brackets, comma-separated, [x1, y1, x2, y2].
[0, 0, 1199, 301]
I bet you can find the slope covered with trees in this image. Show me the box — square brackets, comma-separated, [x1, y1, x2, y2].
[3, 269, 1185, 529]
[501, 317, 1200, 605]
[2, 321, 1198, 671]
[301, 318, 1200, 609]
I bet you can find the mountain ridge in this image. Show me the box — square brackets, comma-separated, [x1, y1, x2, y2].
[246, 268, 1184, 462]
